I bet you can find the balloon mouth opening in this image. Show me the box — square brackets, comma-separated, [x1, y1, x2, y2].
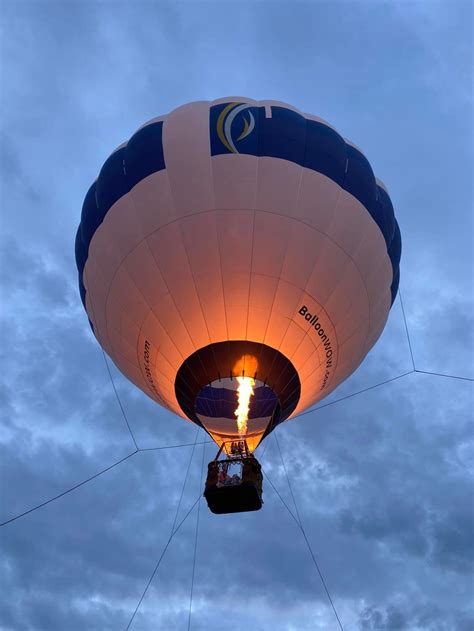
[194, 376, 280, 444]
[174, 340, 300, 451]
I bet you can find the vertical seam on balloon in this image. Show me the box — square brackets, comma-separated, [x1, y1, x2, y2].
[285, 169, 346, 374]
[214, 216, 231, 346]
[108, 260, 175, 408]
[239, 102, 262, 379]
[120, 248, 186, 404]
[271, 118, 309, 356]
[267, 126, 310, 397]
[83, 256, 118, 365]
[116, 164, 184, 404]
[109, 176, 185, 409]
[83, 263, 111, 355]
[339, 235, 391, 371]
[121, 141, 151, 399]
[208, 105, 232, 382]
[251, 104, 277, 378]
[177, 219, 212, 347]
[358, 290, 392, 363]
[84, 262, 165, 409]
[155, 103, 216, 393]
[291, 138, 353, 396]
[156, 109, 199, 355]
[335, 322, 372, 383]
[124, 188, 184, 408]
[279, 289, 333, 411]
[209, 99, 229, 337]
[244, 107, 261, 348]
[294, 183, 350, 392]
[258, 107, 309, 368]
[263, 118, 315, 389]
[144, 239, 205, 373]
[82, 203, 117, 360]
[340, 148, 377, 373]
[260, 215, 293, 347]
[197, 104, 223, 393]
[307, 198, 344, 356]
[146, 192, 199, 359]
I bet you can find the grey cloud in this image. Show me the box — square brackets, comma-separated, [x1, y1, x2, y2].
[359, 601, 474, 631]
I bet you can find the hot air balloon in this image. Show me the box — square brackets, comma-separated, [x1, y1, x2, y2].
[75, 98, 401, 514]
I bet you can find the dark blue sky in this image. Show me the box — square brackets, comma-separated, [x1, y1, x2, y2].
[1, 2, 473, 629]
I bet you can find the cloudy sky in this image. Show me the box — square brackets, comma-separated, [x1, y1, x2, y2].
[1, 1, 473, 629]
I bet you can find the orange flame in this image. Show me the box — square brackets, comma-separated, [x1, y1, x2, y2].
[234, 376, 255, 436]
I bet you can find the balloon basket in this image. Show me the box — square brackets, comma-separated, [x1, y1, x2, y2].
[203, 441, 263, 514]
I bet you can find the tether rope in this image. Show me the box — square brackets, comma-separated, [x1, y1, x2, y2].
[0, 450, 139, 527]
[187, 440, 207, 630]
[414, 369, 473, 382]
[263, 462, 344, 631]
[101, 349, 139, 450]
[295, 370, 415, 418]
[126, 428, 201, 630]
[398, 289, 416, 371]
[0, 440, 212, 528]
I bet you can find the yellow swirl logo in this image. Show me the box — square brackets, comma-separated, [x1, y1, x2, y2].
[216, 102, 256, 153]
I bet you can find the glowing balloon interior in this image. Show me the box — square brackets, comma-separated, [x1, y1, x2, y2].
[75, 97, 401, 457]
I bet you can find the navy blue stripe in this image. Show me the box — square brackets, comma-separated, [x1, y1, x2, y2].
[343, 144, 377, 221]
[125, 121, 165, 189]
[210, 104, 348, 184]
[78, 273, 86, 307]
[375, 185, 396, 246]
[304, 119, 347, 184]
[79, 181, 100, 256]
[388, 219, 402, 305]
[390, 267, 400, 305]
[75, 225, 87, 277]
[258, 107, 307, 164]
[77, 103, 401, 316]
[96, 147, 131, 224]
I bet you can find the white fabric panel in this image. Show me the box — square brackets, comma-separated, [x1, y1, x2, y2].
[129, 170, 176, 234]
[256, 158, 302, 216]
[212, 154, 258, 210]
[163, 101, 214, 217]
[139, 311, 185, 367]
[83, 262, 113, 356]
[122, 240, 170, 307]
[106, 266, 151, 330]
[179, 211, 228, 343]
[280, 220, 324, 288]
[216, 208, 254, 340]
[279, 321, 314, 365]
[326, 190, 369, 258]
[252, 211, 291, 278]
[294, 169, 340, 231]
[146, 222, 210, 350]
[325, 265, 368, 329]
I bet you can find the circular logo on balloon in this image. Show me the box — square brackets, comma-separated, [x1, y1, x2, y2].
[216, 102, 256, 153]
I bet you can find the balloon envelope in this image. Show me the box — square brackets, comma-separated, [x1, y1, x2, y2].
[75, 98, 401, 452]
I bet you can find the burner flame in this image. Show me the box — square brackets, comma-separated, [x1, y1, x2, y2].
[234, 376, 255, 436]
